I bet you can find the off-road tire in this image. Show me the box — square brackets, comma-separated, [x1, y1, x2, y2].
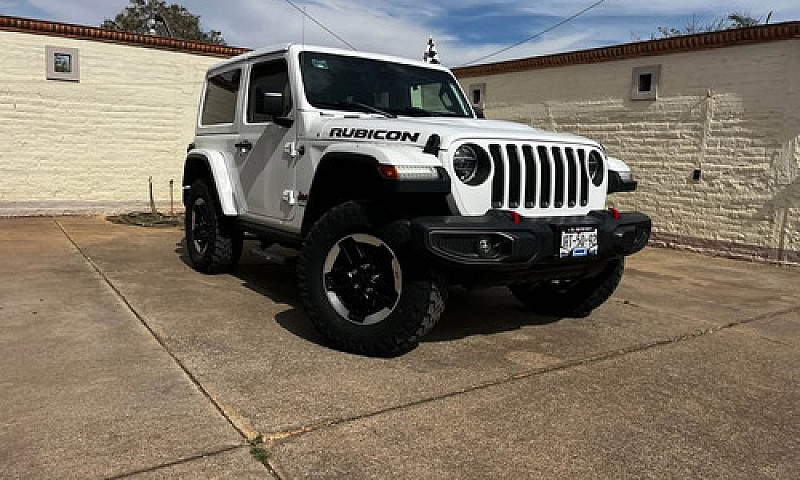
[185, 179, 243, 274]
[510, 258, 624, 317]
[298, 201, 446, 357]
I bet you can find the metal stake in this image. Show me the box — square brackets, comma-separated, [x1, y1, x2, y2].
[148, 176, 157, 214]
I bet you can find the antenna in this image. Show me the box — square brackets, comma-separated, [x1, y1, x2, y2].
[423, 36, 439, 64]
[302, 6, 306, 47]
[282, 0, 356, 50]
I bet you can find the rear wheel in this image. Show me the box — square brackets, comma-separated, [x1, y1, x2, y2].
[298, 201, 446, 356]
[510, 259, 624, 317]
[184, 179, 243, 273]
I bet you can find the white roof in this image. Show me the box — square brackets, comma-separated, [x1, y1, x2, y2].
[207, 43, 453, 74]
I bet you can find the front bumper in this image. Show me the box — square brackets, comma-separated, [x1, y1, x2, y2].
[409, 209, 651, 283]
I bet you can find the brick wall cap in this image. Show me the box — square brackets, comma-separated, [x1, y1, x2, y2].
[0, 14, 251, 58]
[454, 21, 800, 78]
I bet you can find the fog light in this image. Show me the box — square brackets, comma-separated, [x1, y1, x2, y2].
[476, 236, 495, 257]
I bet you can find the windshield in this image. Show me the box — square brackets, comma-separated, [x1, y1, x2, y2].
[300, 52, 473, 118]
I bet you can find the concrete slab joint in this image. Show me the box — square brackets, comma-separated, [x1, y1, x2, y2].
[1, 216, 798, 479]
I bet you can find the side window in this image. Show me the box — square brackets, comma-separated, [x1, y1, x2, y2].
[248, 60, 291, 123]
[201, 69, 241, 126]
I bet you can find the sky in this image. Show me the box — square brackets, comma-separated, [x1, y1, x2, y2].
[1, 0, 799, 67]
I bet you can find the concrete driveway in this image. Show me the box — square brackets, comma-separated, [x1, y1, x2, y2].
[1, 216, 798, 479]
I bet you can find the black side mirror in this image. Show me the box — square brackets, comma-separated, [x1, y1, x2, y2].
[473, 106, 485, 119]
[259, 91, 294, 128]
[260, 92, 285, 116]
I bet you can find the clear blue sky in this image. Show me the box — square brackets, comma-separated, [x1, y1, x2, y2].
[1, 1, 797, 66]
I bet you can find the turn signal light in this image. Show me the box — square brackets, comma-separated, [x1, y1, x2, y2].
[378, 165, 398, 179]
[378, 165, 440, 180]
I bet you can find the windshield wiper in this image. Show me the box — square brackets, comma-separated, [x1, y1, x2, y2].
[315, 100, 395, 118]
[345, 100, 396, 118]
[391, 106, 463, 118]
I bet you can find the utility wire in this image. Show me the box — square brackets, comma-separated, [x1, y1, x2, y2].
[460, 0, 606, 67]
[282, 0, 357, 50]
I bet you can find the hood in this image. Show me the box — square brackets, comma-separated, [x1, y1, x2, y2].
[309, 115, 600, 150]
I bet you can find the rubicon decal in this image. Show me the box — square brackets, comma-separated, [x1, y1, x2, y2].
[329, 128, 420, 142]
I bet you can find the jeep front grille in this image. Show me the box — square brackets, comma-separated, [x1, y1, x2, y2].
[487, 143, 596, 212]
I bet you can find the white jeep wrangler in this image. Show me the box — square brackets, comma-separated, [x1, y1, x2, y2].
[183, 44, 650, 356]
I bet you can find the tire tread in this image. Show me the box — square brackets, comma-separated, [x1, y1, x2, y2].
[511, 259, 624, 318]
[298, 201, 446, 357]
[185, 179, 242, 274]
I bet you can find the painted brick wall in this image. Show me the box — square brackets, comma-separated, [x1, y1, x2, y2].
[458, 40, 800, 263]
[0, 30, 221, 215]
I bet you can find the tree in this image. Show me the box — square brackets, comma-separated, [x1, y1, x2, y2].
[634, 12, 766, 41]
[101, 0, 226, 45]
[727, 12, 763, 28]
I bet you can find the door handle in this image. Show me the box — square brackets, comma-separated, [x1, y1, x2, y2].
[234, 140, 253, 153]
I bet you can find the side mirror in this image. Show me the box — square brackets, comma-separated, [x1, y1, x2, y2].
[260, 92, 285, 117]
[473, 106, 485, 119]
[259, 91, 294, 128]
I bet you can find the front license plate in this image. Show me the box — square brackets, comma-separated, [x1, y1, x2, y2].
[559, 227, 598, 258]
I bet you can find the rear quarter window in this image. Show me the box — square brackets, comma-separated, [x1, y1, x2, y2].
[201, 69, 241, 126]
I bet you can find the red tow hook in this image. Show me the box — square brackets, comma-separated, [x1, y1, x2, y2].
[510, 211, 522, 224]
[608, 207, 620, 220]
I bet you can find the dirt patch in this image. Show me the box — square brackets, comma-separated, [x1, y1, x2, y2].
[106, 212, 184, 228]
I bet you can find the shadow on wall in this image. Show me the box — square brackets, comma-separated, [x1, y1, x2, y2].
[760, 175, 800, 263]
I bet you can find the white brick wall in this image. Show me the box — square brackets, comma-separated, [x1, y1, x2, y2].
[458, 40, 800, 263]
[0, 31, 221, 215]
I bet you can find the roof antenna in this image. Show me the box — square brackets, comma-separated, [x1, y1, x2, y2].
[423, 36, 439, 64]
[302, 6, 306, 47]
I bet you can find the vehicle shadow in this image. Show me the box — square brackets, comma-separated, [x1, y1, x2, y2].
[421, 287, 561, 343]
[177, 238, 562, 349]
[176, 238, 301, 304]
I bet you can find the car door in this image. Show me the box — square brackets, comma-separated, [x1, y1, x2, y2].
[236, 57, 297, 221]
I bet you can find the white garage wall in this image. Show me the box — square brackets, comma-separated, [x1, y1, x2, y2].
[0, 28, 232, 215]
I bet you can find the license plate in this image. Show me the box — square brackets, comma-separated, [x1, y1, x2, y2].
[559, 227, 598, 258]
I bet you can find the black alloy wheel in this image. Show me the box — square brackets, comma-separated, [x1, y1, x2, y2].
[323, 233, 402, 325]
[184, 179, 242, 273]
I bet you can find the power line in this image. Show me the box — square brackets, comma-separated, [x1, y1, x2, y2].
[282, 0, 357, 50]
[460, 0, 607, 67]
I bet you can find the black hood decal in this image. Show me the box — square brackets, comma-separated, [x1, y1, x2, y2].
[329, 127, 420, 142]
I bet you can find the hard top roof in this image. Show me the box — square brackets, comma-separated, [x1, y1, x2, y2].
[206, 43, 453, 74]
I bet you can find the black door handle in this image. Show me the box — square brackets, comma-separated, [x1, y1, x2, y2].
[234, 140, 253, 153]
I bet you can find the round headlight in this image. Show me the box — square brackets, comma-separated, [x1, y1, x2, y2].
[453, 144, 479, 183]
[588, 150, 604, 186]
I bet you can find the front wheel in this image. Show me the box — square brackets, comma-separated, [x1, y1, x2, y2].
[510, 259, 625, 317]
[298, 201, 446, 357]
[184, 179, 243, 273]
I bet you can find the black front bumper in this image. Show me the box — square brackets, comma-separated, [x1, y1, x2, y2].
[409, 209, 651, 284]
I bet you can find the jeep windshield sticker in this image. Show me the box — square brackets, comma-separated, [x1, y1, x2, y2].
[311, 59, 328, 70]
[329, 128, 420, 142]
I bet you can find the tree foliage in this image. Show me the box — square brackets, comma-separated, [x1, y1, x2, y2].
[101, 0, 225, 45]
[635, 12, 765, 41]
